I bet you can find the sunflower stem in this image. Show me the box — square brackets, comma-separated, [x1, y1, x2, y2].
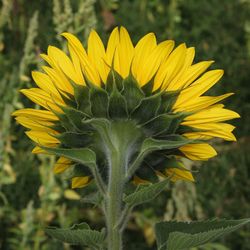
[106, 149, 124, 250]
[94, 120, 142, 250]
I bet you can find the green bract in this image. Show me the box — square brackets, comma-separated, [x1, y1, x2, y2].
[46, 72, 192, 185]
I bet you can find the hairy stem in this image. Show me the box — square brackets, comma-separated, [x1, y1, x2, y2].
[93, 120, 142, 250]
[106, 149, 124, 250]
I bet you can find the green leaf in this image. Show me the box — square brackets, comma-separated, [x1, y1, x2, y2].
[108, 89, 128, 118]
[122, 76, 145, 113]
[89, 86, 109, 117]
[141, 136, 191, 153]
[41, 147, 96, 168]
[127, 136, 191, 179]
[155, 218, 250, 250]
[131, 93, 162, 123]
[124, 178, 170, 207]
[45, 223, 106, 248]
[81, 192, 103, 206]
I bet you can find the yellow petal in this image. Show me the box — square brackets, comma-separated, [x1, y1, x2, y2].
[190, 122, 235, 132]
[53, 157, 72, 174]
[174, 93, 234, 112]
[132, 176, 151, 185]
[165, 168, 194, 182]
[106, 27, 120, 65]
[180, 143, 217, 161]
[40, 53, 54, 67]
[132, 32, 157, 81]
[175, 69, 224, 107]
[32, 71, 61, 98]
[26, 130, 60, 145]
[32, 146, 53, 154]
[184, 131, 236, 141]
[20, 88, 63, 112]
[135, 40, 175, 86]
[183, 122, 236, 141]
[64, 190, 81, 200]
[47, 46, 83, 84]
[12, 109, 58, 121]
[181, 61, 214, 88]
[183, 133, 213, 140]
[42, 66, 74, 95]
[88, 30, 109, 82]
[115, 27, 134, 78]
[154, 44, 187, 91]
[61, 32, 101, 85]
[182, 107, 240, 125]
[165, 47, 195, 91]
[68, 44, 85, 85]
[15, 116, 54, 131]
[71, 176, 90, 189]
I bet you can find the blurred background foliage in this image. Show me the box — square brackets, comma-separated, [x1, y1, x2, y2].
[0, 0, 249, 249]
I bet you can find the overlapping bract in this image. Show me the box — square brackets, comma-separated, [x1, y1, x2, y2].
[13, 27, 239, 188]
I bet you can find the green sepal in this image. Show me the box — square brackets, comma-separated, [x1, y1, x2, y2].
[122, 76, 145, 113]
[105, 69, 123, 93]
[139, 155, 185, 174]
[40, 147, 97, 169]
[55, 132, 92, 148]
[57, 90, 76, 108]
[45, 223, 106, 248]
[66, 163, 92, 179]
[143, 113, 185, 136]
[155, 218, 250, 250]
[163, 113, 188, 134]
[159, 90, 180, 113]
[131, 93, 161, 123]
[72, 83, 91, 115]
[124, 177, 170, 207]
[177, 124, 203, 134]
[141, 78, 154, 96]
[82, 118, 112, 147]
[108, 88, 128, 119]
[142, 153, 167, 171]
[52, 112, 74, 132]
[89, 86, 109, 118]
[60, 106, 89, 131]
[135, 164, 159, 183]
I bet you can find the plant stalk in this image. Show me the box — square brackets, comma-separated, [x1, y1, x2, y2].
[106, 149, 124, 250]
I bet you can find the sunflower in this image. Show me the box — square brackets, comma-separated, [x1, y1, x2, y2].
[13, 27, 239, 189]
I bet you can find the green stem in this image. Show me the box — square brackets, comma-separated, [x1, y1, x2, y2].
[106, 149, 124, 250]
[93, 120, 142, 250]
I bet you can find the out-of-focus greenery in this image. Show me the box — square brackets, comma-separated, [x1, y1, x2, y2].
[0, 0, 249, 249]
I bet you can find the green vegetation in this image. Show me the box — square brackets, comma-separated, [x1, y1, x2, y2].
[0, 0, 249, 249]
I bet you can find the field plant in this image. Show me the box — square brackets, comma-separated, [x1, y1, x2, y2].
[0, 0, 249, 249]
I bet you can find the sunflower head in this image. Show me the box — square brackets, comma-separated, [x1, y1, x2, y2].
[13, 27, 239, 189]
